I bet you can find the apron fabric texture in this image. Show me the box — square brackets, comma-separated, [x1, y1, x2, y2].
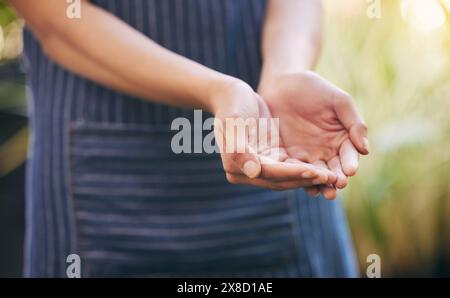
[23, 0, 358, 277]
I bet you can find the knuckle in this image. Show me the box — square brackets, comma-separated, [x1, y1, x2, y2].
[225, 174, 238, 184]
[230, 153, 241, 163]
[359, 122, 369, 133]
[338, 179, 349, 189]
[222, 162, 234, 173]
[333, 90, 352, 104]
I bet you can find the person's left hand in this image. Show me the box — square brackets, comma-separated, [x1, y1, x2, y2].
[258, 71, 369, 199]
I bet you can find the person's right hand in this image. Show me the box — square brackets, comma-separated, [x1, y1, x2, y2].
[209, 78, 337, 190]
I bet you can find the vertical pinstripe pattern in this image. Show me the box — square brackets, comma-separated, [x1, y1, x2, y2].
[22, 0, 358, 277]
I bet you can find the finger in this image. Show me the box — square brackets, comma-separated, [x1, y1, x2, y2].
[305, 186, 321, 197]
[259, 147, 289, 163]
[333, 90, 369, 155]
[220, 150, 262, 179]
[231, 150, 262, 179]
[327, 156, 348, 189]
[339, 139, 359, 176]
[215, 116, 261, 179]
[259, 157, 321, 181]
[320, 184, 337, 200]
[226, 173, 316, 190]
[312, 160, 338, 198]
[312, 160, 337, 185]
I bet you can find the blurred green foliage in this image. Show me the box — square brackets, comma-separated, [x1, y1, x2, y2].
[319, 0, 450, 276]
[0, 0, 25, 111]
[0, 1, 16, 27]
[0, 0, 26, 178]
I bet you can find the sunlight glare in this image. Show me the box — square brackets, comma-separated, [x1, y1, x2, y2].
[400, 0, 446, 33]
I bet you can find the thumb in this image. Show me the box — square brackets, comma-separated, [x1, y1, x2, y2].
[333, 90, 369, 155]
[232, 150, 261, 179]
[215, 117, 261, 178]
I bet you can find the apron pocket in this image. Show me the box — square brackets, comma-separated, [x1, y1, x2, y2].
[69, 121, 298, 277]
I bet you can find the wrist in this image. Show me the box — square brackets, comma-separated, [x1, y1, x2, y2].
[257, 68, 286, 99]
[258, 60, 314, 95]
[258, 68, 314, 98]
[206, 75, 250, 116]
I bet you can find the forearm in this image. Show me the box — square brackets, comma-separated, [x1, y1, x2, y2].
[10, 0, 233, 113]
[41, 31, 142, 97]
[259, 0, 322, 90]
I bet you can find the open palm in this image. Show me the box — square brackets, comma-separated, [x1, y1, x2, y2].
[211, 79, 336, 190]
[259, 71, 369, 198]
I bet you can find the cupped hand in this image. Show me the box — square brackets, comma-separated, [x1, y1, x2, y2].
[210, 78, 337, 190]
[258, 71, 369, 199]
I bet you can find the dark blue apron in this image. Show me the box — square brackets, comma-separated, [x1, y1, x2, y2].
[23, 0, 358, 277]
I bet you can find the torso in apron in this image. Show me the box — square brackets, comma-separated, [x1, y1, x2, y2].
[23, 0, 358, 277]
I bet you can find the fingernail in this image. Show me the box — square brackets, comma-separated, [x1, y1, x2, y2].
[243, 160, 260, 178]
[302, 170, 315, 179]
[363, 137, 370, 153]
[312, 178, 324, 185]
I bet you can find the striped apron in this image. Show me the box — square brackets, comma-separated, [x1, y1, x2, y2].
[22, 0, 358, 277]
